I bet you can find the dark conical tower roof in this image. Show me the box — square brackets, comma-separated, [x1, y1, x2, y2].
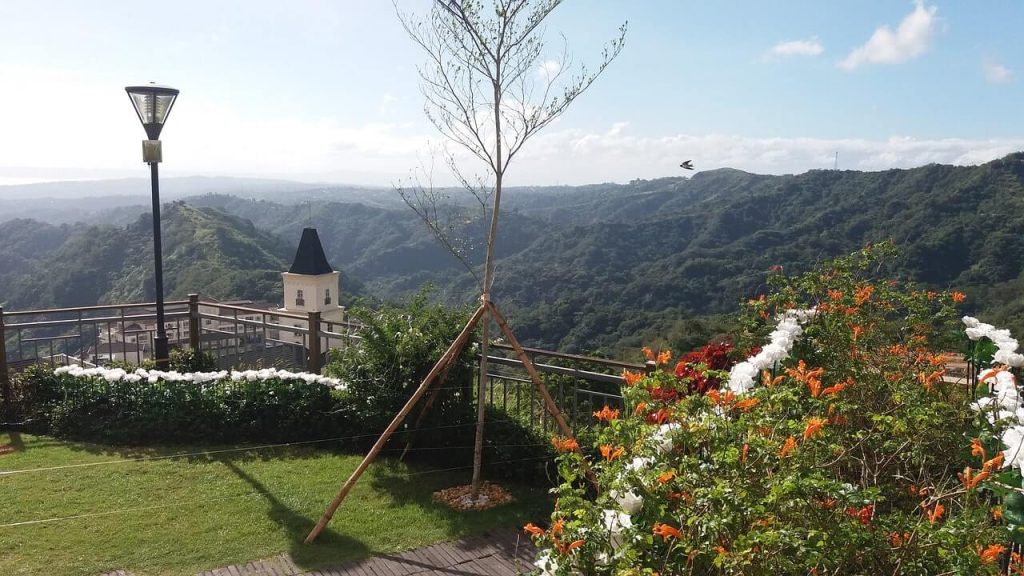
[288, 228, 334, 275]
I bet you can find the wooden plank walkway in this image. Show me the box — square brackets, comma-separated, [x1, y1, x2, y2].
[100, 527, 536, 576]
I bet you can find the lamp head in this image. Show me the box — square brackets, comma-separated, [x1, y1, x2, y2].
[125, 83, 179, 140]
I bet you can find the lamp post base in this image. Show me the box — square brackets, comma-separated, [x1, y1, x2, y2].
[154, 336, 169, 370]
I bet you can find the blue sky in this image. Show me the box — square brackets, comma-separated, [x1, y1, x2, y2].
[0, 0, 1020, 186]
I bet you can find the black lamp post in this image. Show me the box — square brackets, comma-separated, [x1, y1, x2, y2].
[125, 83, 179, 370]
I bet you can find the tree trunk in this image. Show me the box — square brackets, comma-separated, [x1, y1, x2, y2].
[471, 69, 505, 496]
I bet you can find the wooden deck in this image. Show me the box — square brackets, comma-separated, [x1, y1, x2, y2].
[100, 527, 536, 576]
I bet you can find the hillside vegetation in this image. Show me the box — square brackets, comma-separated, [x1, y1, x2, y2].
[2, 153, 1023, 354]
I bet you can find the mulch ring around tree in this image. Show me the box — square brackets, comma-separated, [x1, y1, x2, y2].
[433, 482, 516, 511]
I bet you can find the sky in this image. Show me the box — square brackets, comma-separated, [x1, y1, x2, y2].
[0, 0, 1021, 187]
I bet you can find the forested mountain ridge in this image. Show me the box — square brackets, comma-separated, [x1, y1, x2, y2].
[0, 203, 293, 310]
[2, 153, 1023, 355]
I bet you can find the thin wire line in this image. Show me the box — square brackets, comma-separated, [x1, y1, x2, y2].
[0, 455, 555, 529]
[0, 419, 537, 477]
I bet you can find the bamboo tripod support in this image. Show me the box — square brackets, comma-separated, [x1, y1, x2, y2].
[304, 299, 579, 544]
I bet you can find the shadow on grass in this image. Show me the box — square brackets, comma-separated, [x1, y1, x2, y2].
[0, 431, 25, 456]
[220, 458, 371, 570]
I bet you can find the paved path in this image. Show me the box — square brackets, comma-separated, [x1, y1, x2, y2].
[105, 527, 536, 576]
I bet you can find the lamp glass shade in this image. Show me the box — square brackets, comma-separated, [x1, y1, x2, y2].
[125, 84, 179, 140]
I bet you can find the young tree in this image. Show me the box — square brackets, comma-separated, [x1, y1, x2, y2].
[396, 0, 626, 494]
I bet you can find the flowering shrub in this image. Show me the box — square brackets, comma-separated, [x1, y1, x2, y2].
[18, 364, 348, 444]
[530, 244, 1007, 575]
[966, 317, 1024, 568]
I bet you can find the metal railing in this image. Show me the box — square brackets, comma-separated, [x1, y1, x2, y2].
[192, 298, 362, 371]
[0, 297, 641, 434]
[480, 342, 653, 433]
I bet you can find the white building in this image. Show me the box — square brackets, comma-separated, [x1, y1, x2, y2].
[277, 228, 346, 352]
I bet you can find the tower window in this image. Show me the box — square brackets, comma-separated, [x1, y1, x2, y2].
[296, 289, 305, 306]
[325, 288, 332, 305]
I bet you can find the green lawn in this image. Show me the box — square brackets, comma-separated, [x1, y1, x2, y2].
[0, 432, 551, 576]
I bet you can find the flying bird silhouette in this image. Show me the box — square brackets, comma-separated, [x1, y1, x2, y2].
[679, 160, 694, 170]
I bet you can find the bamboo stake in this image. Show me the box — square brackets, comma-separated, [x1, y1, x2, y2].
[399, 347, 459, 461]
[304, 304, 487, 544]
[484, 301, 573, 439]
[485, 301, 599, 489]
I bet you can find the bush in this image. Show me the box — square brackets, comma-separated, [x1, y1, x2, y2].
[17, 366, 347, 444]
[324, 289, 476, 445]
[531, 244, 1006, 575]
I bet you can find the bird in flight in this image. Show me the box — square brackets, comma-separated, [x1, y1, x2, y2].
[679, 160, 694, 170]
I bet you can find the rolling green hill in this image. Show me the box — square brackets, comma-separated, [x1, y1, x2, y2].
[2, 153, 1023, 355]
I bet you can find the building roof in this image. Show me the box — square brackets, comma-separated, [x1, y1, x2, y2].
[288, 228, 334, 275]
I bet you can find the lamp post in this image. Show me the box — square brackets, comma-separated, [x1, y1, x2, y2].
[125, 83, 179, 370]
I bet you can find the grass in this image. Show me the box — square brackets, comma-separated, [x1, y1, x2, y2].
[0, 432, 552, 576]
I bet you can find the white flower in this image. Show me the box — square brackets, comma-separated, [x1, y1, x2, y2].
[609, 489, 643, 515]
[962, 316, 980, 329]
[602, 509, 633, 550]
[1003, 426, 1024, 470]
[965, 327, 987, 341]
[727, 362, 758, 394]
[651, 423, 681, 453]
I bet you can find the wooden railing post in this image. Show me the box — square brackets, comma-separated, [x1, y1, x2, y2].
[307, 311, 322, 374]
[0, 306, 13, 425]
[188, 294, 201, 352]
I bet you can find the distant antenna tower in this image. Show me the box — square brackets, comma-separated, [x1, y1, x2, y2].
[833, 151, 839, 171]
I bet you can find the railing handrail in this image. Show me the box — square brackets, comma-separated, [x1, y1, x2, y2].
[9, 311, 189, 330]
[198, 299, 305, 321]
[4, 300, 190, 317]
[490, 342, 646, 372]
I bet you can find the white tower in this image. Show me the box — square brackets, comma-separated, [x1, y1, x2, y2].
[278, 228, 345, 347]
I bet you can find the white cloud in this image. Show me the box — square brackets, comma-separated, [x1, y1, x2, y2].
[507, 125, 1024, 185]
[839, 0, 937, 70]
[984, 62, 1013, 84]
[537, 60, 561, 79]
[770, 38, 824, 57]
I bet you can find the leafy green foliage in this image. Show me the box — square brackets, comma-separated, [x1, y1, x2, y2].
[533, 245, 1006, 575]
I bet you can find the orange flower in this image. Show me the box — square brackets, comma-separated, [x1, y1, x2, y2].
[523, 523, 545, 536]
[827, 289, 844, 302]
[984, 453, 1004, 472]
[657, 470, 675, 484]
[888, 531, 911, 548]
[854, 285, 873, 305]
[707, 388, 736, 407]
[994, 506, 1004, 521]
[622, 370, 643, 386]
[642, 347, 655, 361]
[734, 398, 760, 412]
[652, 522, 683, 542]
[917, 370, 945, 391]
[926, 290, 937, 300]
[850, 324, 864, 341]
[761, 370, 783, 387]
[555, 539, 585, 554]
[779, 436, 797, 458]
[978, 544, 1006, 564]
[971, 437, 986, 460]
[714, 545, 728, 556]
[740, 443, 749, 464]
[551, 518, 564, 537]
[633, 402, 648, 416]
[786, 360, 825, 397]
[593, 405, 620, 422]
[960, 466, 990, 490]
[927, 502, 945, 524]
[551, 436, 579, 452]
[820, 381, 848, 397]
[951, 291, 966, 303]
[656, 349, 672, 366]
[600, 444, 624, 461]
[803, 417, 827, 440]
